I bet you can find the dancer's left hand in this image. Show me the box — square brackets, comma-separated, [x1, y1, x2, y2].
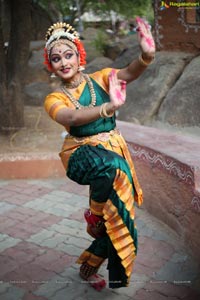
[135, 16, 156, 57]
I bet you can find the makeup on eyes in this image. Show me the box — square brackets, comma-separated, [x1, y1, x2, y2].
[50, 50, 74, 63]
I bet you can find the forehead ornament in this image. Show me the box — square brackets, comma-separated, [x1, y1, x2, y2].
[45, 22, 80, 55]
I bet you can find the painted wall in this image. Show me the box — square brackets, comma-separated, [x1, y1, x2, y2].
[154, 0, 200, 53]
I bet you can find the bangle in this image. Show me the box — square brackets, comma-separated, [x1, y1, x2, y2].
[99, 104, 105, 118]
[138, 53, 154, 67]
[103, 103, 114, 117]
[100, 103, 114, 118]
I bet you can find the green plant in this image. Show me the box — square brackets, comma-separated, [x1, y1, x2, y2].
[91, 30, 109, 55]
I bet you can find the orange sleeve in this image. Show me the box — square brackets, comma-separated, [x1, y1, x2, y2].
[90, 68, 120, 93]
[44, 92, 73, 120]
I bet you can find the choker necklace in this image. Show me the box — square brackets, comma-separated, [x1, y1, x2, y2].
[61, 74, 96, 109]
[63, 73, 84, 89]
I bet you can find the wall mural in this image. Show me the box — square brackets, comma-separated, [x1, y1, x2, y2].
[128, 143, 200, 214]
[178, 8, 200, 32]
[154, 0, 200, 49]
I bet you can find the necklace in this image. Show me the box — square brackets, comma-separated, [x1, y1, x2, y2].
[61, 74, 96, 109]
[63, 73, 84, 89]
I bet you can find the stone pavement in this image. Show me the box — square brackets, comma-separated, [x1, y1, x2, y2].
[0, 178, 200, 300]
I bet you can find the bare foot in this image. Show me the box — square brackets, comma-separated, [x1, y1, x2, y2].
[80, 273, 106, 291]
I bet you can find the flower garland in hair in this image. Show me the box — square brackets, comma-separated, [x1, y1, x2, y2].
[74, 38, 86, 67]
[43, 47, 53, 72]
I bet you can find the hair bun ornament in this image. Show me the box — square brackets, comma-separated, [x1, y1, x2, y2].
[45, 22, 80, 42]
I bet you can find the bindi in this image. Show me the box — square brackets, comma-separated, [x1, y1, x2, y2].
[51, 48, 64, 55]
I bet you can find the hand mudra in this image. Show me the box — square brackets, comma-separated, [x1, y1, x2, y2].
[135, 16, 155, 56]
[109, 69, 126, 108]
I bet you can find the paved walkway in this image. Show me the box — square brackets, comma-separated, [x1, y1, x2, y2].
[0, 178, 199, 300]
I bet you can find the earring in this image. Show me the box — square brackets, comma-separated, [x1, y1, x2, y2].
[50, 73, 57, 78]
[78, 66, 85, 71]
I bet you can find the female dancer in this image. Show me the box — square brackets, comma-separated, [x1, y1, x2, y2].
[44, 17, 155, 291]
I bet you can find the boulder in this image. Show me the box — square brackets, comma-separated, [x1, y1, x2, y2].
[26, 46, 50, 84]
[24, 82, 52, 106]
[85, 56, 113, 73]
[157, 55, 200, 126]
[115, 51, 194, 124]
[111, 35, 140, 68]
[104, 41, 129, 60]
[81, 27, 105, 63]
[28, 48, 45, 69]
[30, 40, 45, 52]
